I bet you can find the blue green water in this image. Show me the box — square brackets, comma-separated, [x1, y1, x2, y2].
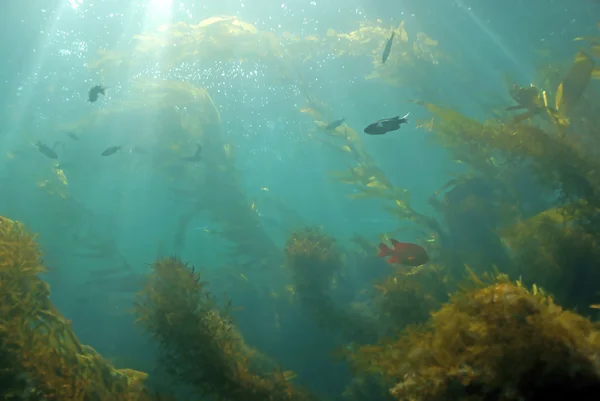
[0, 0, 598, 398]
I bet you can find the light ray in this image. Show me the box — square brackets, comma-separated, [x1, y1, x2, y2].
[4, 2, 72, 149]
[452, 0, 522, 69]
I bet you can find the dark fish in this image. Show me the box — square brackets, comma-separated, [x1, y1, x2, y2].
[66, 132, 79, 140]
[364, 113, 410, 135]
[325, 118, 345, 131]
[101, 146, 121, 156]
[377, 239, 429, 267]
[182, 143, 202, 162]
[88, 85, 107, 103]
[382, 31, 395, 64]
[36, 141, 58, 159]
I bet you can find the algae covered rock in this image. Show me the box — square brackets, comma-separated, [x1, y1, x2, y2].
[394, 280, 600, 400]
[0, 216, 152, 401]
[350, 275, 600, 401]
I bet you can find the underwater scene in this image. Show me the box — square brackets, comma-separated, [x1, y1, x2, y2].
[2, 0, 600, 400]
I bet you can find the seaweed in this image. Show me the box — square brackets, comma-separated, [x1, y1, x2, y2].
[285, 226, 341, 294]
[349, 273, 600, 401]
[284, 227, 380, 343]
[0, 216, 154, 401]
[88, 17, 443, 90]
[500, 205, 600, 310]
[374, 266, 449, 335]
[555, 52, 595, 117]
[134, 256, 317, 401]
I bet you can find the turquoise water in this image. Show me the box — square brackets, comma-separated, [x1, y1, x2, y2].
[1, 1, 599, 399]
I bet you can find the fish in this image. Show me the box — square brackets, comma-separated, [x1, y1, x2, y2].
[364, 113, 410, 135]
[382, 31, 395, 64]
[36, 141, 59, 159]
[325, 118, 345, 130]
[182, 143, 202, 162]
[66, 132, 79, 140]
[101, 146, 121, 156]
[88, 85, 107, 103]
[377, 239, 429, 267]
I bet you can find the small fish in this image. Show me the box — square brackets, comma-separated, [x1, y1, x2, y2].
[66, 132, 79, 140]
[88, 85, 107, 103]
[364, 113, 410, 135]
[101, 146, 121, 156]
[182, 143, 202, 162]
[377, 239, 429, 267]
[382, 31, 395, 64]
[325, 118, 345, 131]
[36, 141, 58, 159]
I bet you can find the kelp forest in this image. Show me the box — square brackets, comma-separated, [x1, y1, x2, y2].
[2, 13, 600, 401]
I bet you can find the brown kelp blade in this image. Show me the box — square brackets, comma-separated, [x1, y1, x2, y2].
[555, 52, 595, 116]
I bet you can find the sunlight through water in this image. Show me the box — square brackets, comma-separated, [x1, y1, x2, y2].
[149, 0, 174, 16]
[68, 0, 83, 10]
[452, 0, 521, 69]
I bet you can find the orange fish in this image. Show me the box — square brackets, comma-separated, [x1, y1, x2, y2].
[377, 239, 429, 266]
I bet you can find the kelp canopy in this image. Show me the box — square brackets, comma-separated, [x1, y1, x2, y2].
[89, 16, 442, 87]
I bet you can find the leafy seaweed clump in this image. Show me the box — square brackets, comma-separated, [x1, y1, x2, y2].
[350, 275, 600, 401]
[285, 226, 341, 288]
[283, 227, 379, 342]
[134, 256, 317, 401]
[501, 206, 600, 310]
[374, 267, 448, 335]
[0, 216, 152, 401]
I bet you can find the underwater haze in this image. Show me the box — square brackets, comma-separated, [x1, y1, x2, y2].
[2, 0, 600, 400]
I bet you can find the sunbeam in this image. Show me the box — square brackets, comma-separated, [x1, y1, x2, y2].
[452, 0, 522, 69]
[4, 1, 72, 150]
